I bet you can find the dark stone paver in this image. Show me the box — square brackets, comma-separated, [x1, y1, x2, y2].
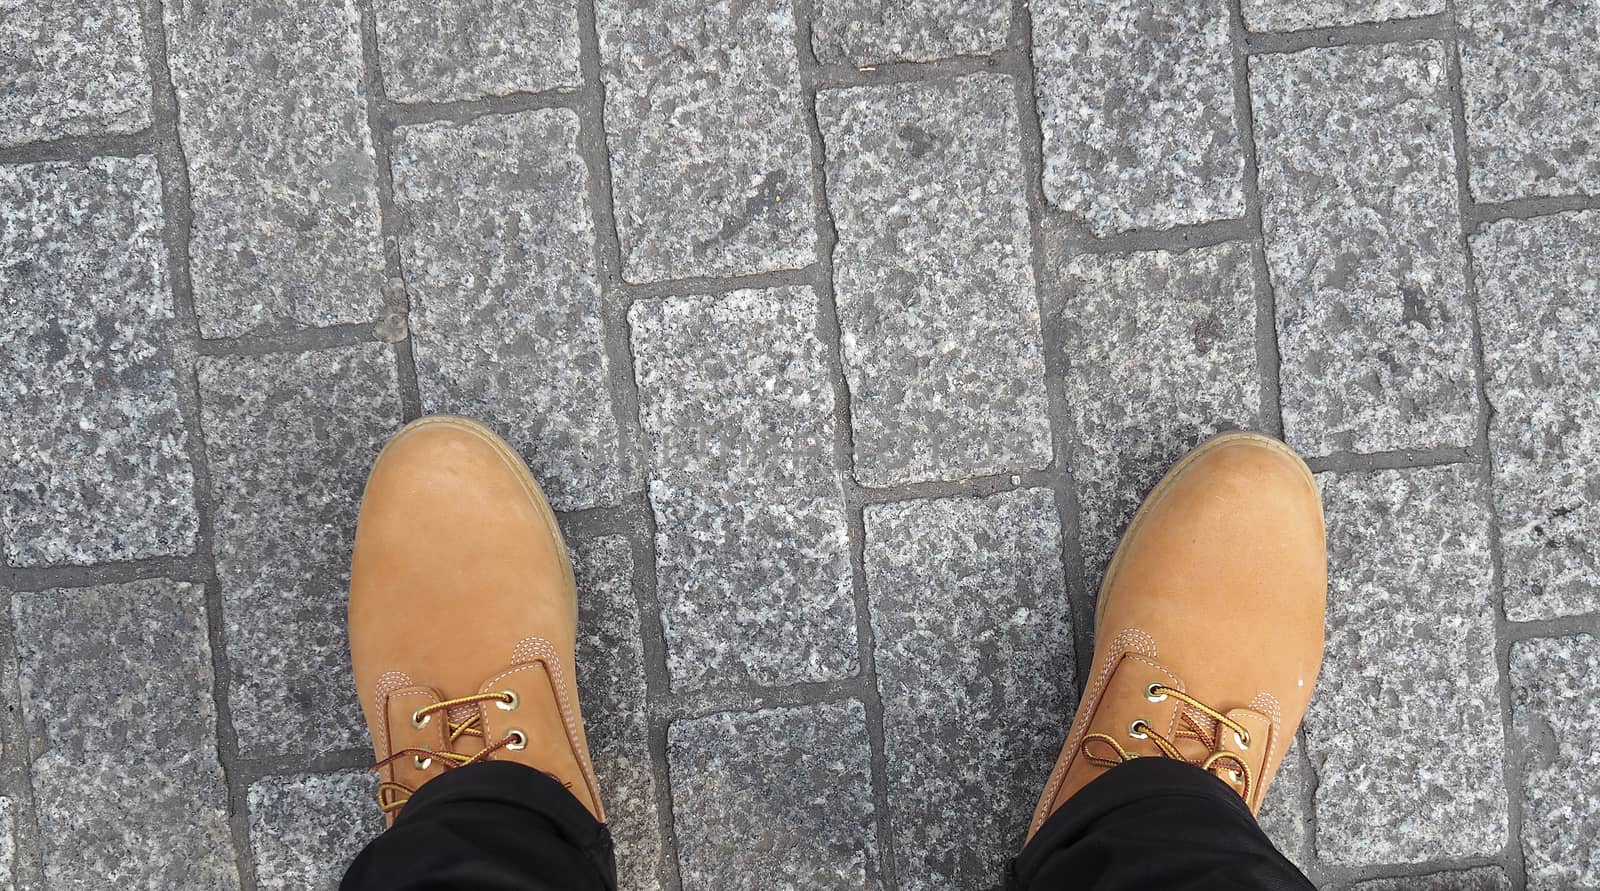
[1310, 467, 1507, 864]
[865, 488, 1074, 889]
[1256, 743, 1313, 874]
[1032, 0, 1243, 234]
[811, 0, 1010, 65]
[596, 0, 816, 282]
[1475, 210, 1600, 621]
[0, 156, 198, 567]
[199, 344, 401, 758]
[165, 0, 387, 338]
[373, 0, 582, 103]
[1510, 634, 1600, 890]
[667, 701, 879, 890]
[1346, 866, 1512, 891]
[390, 109, 632, 511]
[12, 579, 240, 889]
[1251, 41, 1475, 456]
[629, 288, 856, 690]
[247, 771, 381, 891]
[819, 73, 1051, 486]
[0, 0, 150, 147]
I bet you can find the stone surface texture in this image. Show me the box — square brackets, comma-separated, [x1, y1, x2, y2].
[374, 0, 582, 103]
[1252, 41, 1476, 456]
[1032, 0, 1243, 234]
[811, 0, 1010, 64]
[865, 489, 1074, 889]
[0, 156, 198, 566]
[668, 702, 879, 890]
[199, 344, 402, 758]
[12, 580, 240, 889]
[1310, 467, 1507, 864]
[1510, 635, 1600, 890]
[1475, 210, 1600, 621]
[5, 0, 1596, 884]
[820, 73, 1051, 485]
[0, 0, 150, 146]
[630, 288, 855, 690]
[1052, 240, 1264, 580]
[596, 0, 815, 282]
[391, 110, 631, 511]
[1458, 0, 1600, 203]
[166, 0, 386, 338]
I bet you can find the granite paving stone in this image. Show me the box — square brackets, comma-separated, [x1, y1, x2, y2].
[630, 288, 856, 690]
[248, 771, 382, 890]
[165, 0, 386, 338]
[1310, 467, 1507, 864]
[12, 579, 240, 889]
[596, 0, 816, 282]
[820, 73, 1051, 485]
[0, 0, 150, 147]
[810, 0, 1009, 64]
[1510, 634, 1600, 890]
[668, 702, 879, 890]
[0, 796, 11, 888]
[1255, 743, 1313, 874]
[391, 110, 631, 511]
[0, 156, 198, 566]
[1052, 241, 1264, 580]
[1251, 42, 1475, 455]
[373, 0, 582, 103]
[865, 489, 1074, 889]
[1032, 0, 1244, 234]
[199, 344, 402, 758]
[1239, 0, 1443, 32]
[1475, 210, 1600, 621]
[1458, 0, 1600, 203]
[572, 535, 662, 891]
[1346, 866, 1512, 891]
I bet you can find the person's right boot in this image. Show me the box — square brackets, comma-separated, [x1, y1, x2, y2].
[1027, 432, 1327, 838]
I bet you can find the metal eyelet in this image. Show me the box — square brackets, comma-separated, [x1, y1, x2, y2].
[505, 729, 528, 751]
[413, 755, 433, 771]
[496, 690, 519, 711]
[1233, 729, 1251, 749]
[1145, 683, 1168, 703]
[410, 709, 431, 729]
[1128, 719, 1151, 740]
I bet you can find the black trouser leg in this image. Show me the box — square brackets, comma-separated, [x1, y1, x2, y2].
[1011, 758, 1315, 891]
[341, 760, 615, 891]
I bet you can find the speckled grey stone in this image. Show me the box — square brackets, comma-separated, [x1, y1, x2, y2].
[596, 0, 816, 282]
[819, 74, 1051, 485]
[0, 156, 198, 566]
[864, 489, 1074, 889]
[166, 0, 386, 338]
[1475, 212, 1600, 621]
[248, 771, 382, 890]
[1309, 467, 1507, 864]
[1032, 0, 1243, 234]
[0, 797, 12, 887]
[668, 702, 880, 890]
[199, 344, 402, 758]
[572, 536, 662, 891]
[1511, 635, 1600, 889]
[1053, 241, 1263, 580]
[12, 579, 240, 889]
[1239, 0, 1442, 31]
[0, 0, 150, 147]
[374, 0, 581, 103]
[629, 288, 856, 690]
[1255, 742, 1312, 875]
[391, 111, 632, 511]
[1458, 0, 1600, 203]
[1346, 866, 1511, 891]
[1251, 42, 1475, 456]
[811, 0, 1009, 64]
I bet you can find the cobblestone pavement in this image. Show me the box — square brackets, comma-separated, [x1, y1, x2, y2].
[1, 1, 1597, 889]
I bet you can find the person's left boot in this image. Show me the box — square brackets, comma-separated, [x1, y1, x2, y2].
[348, 415, 605, 824]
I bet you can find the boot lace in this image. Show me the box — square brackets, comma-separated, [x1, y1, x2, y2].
[371, 690, 521, 815]
[1079, 683, 1254, 800]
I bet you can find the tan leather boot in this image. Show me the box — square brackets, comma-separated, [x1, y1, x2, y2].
[349, 415, 604, 824]
[1027, 432, 1326, 839]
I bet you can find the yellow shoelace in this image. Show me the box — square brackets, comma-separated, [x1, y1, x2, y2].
[1079, 684, 1255, 801]
[372, 691, 521, 815]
